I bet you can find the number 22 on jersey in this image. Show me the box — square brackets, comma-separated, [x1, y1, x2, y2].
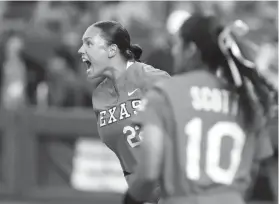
[123, 125, 143, 148]
[185, 118, 246, 185]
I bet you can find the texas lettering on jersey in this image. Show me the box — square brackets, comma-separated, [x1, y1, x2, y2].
[93, 61, 170, 174]
[99, 99, 141, 127]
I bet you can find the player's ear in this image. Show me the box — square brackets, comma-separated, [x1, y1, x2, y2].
[183, 42, 197, 59]
[108, 44, 117, 58]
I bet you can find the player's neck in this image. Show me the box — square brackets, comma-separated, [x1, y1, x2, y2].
[105, 58, 128, 96]
[176, 53, 205, 74]
[107, 58, 127, 81]
[189, 52, 205, 69]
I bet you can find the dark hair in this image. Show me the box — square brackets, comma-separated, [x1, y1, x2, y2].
[179, 15, 277, 129]
[93, 20, 142, 62]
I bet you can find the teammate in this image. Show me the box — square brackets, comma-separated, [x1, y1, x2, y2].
[123, 15, 276, 204]
[78, 20, 170, 201]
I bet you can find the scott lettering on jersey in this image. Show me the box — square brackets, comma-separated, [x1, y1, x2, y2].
[99, 99, 141, 127]
[190, 86, 239, 115]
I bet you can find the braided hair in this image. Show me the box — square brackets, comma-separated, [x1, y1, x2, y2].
[179, 15, 277, 129]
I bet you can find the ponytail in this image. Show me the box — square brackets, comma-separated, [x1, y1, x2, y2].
[122, 44, 143, 62]
[218, 20, 277, 129]
[130, 44, 142, 62]
[178, 16, 276, 129]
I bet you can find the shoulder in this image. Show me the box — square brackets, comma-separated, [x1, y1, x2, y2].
[142, 63, 170, 79]
[132, 62, 170, 78]
[127, 62, 170, 93]
[153, 73, 190, 91]
[159, 70, 220, 87]
[153, 71, 222, 101]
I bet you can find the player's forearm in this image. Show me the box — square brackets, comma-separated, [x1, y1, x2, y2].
[128, 178, 159, 203]
[263, 157, 278, 201]
[126, 173, 160, 203]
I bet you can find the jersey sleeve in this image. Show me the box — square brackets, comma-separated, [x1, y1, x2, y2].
[254, 128, 274, 161]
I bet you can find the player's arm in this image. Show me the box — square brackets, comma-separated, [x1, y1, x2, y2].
[254, 126, 274, 163]
[124, 123, 164, 204]
[123, 88, 169, 204]
[247, 124, 274, 197]
[245, 117, 275, 200]
[250, 125, 274, 180]
[257, 118, 278, 201]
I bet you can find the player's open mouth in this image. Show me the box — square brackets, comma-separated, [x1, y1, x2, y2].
[82, 58, 92, 70]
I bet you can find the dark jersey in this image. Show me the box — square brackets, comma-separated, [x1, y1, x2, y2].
[92, 62, 170, 175]
[134, 70, 273, 204]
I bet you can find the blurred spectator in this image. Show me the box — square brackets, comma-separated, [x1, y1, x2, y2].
[0, 32, 26, 109]
[256, 41, 278, 89]
[44, 48, 83, 108]
[40, 47, 92, 108]
[145, 30, 174, 75]
[0, 31, 46, 108]
[146, 10, 191, 75]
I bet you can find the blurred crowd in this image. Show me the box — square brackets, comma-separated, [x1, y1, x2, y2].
[0, 1, 277, 110]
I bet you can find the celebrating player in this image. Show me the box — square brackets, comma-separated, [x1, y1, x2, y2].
[123, 15, 276, 204]
[78, 20, 170, 202]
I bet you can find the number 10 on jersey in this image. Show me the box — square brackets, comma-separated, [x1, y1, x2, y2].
[185, 118, 246, 185]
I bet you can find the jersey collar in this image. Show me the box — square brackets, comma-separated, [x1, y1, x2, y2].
[126, 61, 134, 70]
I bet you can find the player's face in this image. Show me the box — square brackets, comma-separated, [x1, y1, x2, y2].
[172, 33, 184, 73]
[78, 26, 110, 80]
[172, 33, 195, 74]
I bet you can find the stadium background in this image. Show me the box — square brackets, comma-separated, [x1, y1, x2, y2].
[0, 1, 277, 204]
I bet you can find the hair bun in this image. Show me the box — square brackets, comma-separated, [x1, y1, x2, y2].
[130, 44, 142, 61]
